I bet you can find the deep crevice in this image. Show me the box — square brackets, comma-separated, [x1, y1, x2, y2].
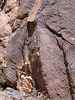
[26, 21, 50, 98]
[46, 23, 74, 99]
[62, 48, 74, 100]
[30, 55, 50, 98]
[56, 37, 63, 50]
[27, 21, 37, 37]
[56, 38, 74, 100]
[22, 38, 26, 65]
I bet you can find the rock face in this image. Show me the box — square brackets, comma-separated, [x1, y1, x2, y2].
[0, 87, 24, 100]
[0, 0, 75, 100]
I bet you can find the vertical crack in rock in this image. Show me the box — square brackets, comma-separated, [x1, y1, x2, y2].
[30, 51, 49, 97]
[56, 36, 74, 100]
[22, 38, 26, 66]
[45, 24, 74, 99]
[62, 48, 74, 100]
[26, 20, 49, 97]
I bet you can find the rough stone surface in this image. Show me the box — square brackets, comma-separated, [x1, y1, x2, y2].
[0, 11, 12, 37]
[0, 0, 75, 100]
[0, 92, 13, 100]
[0, 87, 24, 100]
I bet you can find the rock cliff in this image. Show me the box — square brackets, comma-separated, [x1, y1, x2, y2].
[0, 0, 75, 100]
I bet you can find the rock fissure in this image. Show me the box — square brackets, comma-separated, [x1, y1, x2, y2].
[56, 36, 74, 100]
[22, 38, 26, 65]
[9, 59, 16, 65]
[45, 23, 75, 99]
[62, 48, 74, 100]
[25, 21, 49, 97]
[46, 24, 75, 48]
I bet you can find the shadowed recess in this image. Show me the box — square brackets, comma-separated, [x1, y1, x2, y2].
[27, 21, 37, 37]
